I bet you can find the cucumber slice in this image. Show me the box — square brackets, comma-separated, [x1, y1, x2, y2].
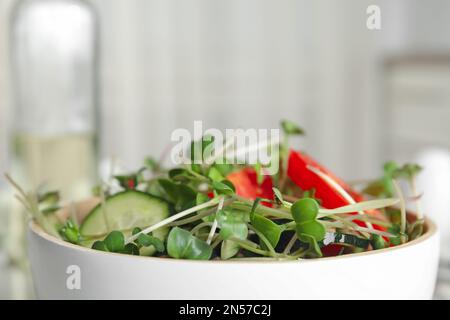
[80, 191, 170, 241]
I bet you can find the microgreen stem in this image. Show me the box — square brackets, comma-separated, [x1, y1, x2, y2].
[207, 197, 225, 245]
[248, 225, 276, 256]
[233, 196, 292, 219]
[210, 235, 223, 249]
[228, 237, 272, 257]
[168, 209, 215, 227]
[393, 179, 407, 238]
[168, 199, 235, 227]
[190, 222, 213, 236]
[291, 247, 307, 259]
[184, 167, 210, 182]
[409, 178, 424, 221]
[5, 173, 60, 238]
[127, 198, 220, 243]
[318, 198, 399, 217]
[203, 133, 238, 165]
[342, 214, 392, 228]
[321, 221, 395, 238]
[4, 173, 27, 199]
[283, 233, 298, 255]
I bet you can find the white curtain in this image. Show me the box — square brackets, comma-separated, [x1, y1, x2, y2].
[86, 0, 383, 179]
[1, 0, 415, 179]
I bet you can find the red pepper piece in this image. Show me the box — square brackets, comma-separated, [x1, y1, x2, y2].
[287, 150, 387, 256]
[227, 168, 273, 203]
[287, 150, 362, 209]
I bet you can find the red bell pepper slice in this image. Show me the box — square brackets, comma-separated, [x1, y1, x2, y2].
[287, 150, 386, 256]
[227, 168, 273, 202]
[287, 150, 363, 209]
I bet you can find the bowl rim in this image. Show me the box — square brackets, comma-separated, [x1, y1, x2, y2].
[28, 215, 438, 265]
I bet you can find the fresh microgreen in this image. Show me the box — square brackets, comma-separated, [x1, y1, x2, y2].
[281, 120, 305, 136]
[167, 227, 212, 260]
[136, 233, 165, 252]
[13, 120, 427, 262]
[251, 213, 284, 248]
[212, 180, 236, 196]
[291, 198, 326, 256]
[92, 240, 108, 251]
[158, 179, 197, 211]
[272, 187, 284, 205]
[144, 156, 161, 173]
[123, 243, 140, 255]
[104, 231, 125, 252]
[59, 219, 81, 244]
[216, 209, 248, 240]
[371, 234, 387, 250]
[208, 166, 225, 182]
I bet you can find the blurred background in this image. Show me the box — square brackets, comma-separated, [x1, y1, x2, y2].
[1, 0, 450, 299]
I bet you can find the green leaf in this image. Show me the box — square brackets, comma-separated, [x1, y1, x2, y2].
[196, 193, 209, 206]
[61, 227, 80, 244]
[158, 179, 197, 211]
[190, 135, 215, 163]
[168, 168, 189, 181]
[394, 163, 423, 181]
[42, 205, 61, 215]
[291, 198, 319, 223]
[38, 191, 60, 206]
[136, 233, 165, 252]
[158, 179, 179, 203]
[212, 180, 235, 196]
[272, 187, 284, 205]
[299, 233, 322, 258]
[249, 198, 262, 221]
[91, 185, 103, 197]
[123, 243, 140, 255]
[146, 180, 166, 199]
[371, 234, 387, 250]
[132, 227, 142, 236]
[104, 231, 125, 252]
[144, 157, 160, 172]
[408, 220, 424, 240]
[212, 164, 234, 177]
[167, 227, 212, 260]
[251, 214, 283, 247]
[216, 210, 248, 240]
[59, 219, 81, 244]
[114, 174, 138, 190]
[382, 161, 400, 197]
[221, 240, 241, 260]
[92, 241, 107, 251]
[291, 198, 325, 242]
[296, 221, 326, 242]
[208, 167, 225, 182]
[281, 120, 305, 136]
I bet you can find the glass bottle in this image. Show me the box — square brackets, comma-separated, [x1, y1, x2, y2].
[8, 0, 99, 298]
[11, 0, 98, 201]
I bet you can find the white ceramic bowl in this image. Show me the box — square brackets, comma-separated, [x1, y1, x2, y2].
[27, 216, 440, 300]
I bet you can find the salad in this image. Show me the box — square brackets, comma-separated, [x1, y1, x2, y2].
[7, 121, 425, 261]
